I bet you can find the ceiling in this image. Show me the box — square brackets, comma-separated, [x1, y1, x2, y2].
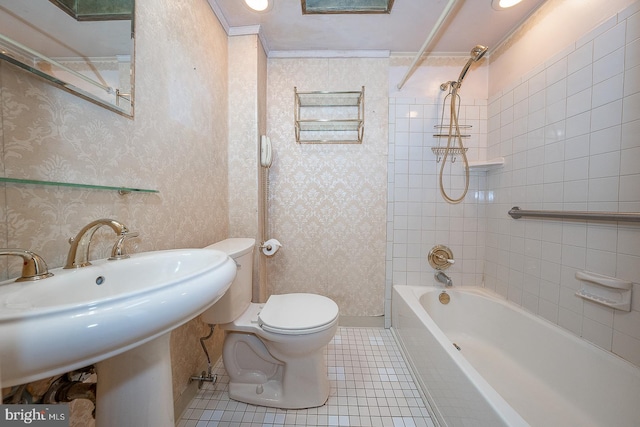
[209, 0, 547, 56]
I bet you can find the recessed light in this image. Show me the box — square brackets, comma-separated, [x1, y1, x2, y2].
[245, 0, 270, 12]
[491, 0, 523, 10]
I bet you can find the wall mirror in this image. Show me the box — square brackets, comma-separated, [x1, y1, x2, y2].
[0, 0, 135, 116]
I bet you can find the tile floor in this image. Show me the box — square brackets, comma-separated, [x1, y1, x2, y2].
[177, 327, 435, 427]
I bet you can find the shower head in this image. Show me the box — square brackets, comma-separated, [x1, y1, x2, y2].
[455, 45, 489, 89]
[470, 45, 488, 61]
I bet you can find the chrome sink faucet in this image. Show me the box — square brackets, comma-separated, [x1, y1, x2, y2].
[64, 219, 137, 269]
[435, 271, 453, 287]
[0, 249, 53, 281]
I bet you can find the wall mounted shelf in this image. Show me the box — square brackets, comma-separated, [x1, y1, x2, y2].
[294, 86, 364, 144]
[0, 177, 158, 195]
[468, 157, 505, 172]
[575, 270, 633, 311]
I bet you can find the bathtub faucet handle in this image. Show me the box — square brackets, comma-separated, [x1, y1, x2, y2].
[436, 253, 455, 264]
[428, 245, 455, 271]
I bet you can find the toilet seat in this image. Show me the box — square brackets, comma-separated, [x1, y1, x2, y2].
[258, 293, 339, 335]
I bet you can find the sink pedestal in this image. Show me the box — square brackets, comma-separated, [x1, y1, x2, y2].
[95, 333, 174, 427]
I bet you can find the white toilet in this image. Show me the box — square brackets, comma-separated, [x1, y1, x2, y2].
[201, 238, 339, 409]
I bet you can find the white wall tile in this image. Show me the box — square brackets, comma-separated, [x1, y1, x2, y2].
[568, 41, 593, 74]
[623, 92, 640, 123]
[594, 22, 627, 61]
[593, 48, 625, 84]
[567, 88, 592, 117]
[588, 177, 619, 202]
[625, 38, 640, 70]
[612, 331, 640, 366]
[567, 65, 593, 96]
[482, 3, 640, 369]
[626, 9, 640, 42]
[624, 64, 640, 97]
[546, 58, 568, 85]
[590, 125, 621, 155]
[592, 75, 624, 108]
[590, 100, 623, 131]
[589, 151, 621, 178]
[582, 316, 613, 349]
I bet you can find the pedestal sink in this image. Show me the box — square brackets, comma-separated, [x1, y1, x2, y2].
[0, 248, 236, 426]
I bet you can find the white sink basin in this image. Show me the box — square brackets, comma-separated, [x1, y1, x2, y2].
[0, 248, 236, 387]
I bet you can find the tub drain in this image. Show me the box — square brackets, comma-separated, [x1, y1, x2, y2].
[439, 292, 450, 304]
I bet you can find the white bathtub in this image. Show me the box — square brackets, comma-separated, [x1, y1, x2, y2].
[392, 285, 640, 427]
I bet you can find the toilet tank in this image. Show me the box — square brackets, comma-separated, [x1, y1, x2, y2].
[200, 238, 255, 325]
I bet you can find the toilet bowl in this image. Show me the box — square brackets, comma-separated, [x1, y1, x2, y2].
[201, 238, 339, 409]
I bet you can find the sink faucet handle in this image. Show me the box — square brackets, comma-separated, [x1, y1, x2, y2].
[65, 218, 132, 269]
[109, 231, 140, 260]
[0, 249, 54, 282]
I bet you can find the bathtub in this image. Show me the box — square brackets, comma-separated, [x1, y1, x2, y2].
[392, 285, 640, 427]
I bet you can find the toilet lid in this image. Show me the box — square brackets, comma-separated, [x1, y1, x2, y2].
[258, 293, 339, 335]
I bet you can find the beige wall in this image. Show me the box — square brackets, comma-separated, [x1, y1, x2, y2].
[266, 57, 389, 316]
[0, 0, 229, 421]
[228, 34, 269, 302]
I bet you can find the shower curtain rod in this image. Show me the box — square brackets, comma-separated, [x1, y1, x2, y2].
[396, 0, 460, 90]
[508, 207, 640, 223]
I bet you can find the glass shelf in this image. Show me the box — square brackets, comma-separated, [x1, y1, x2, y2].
[297, 119, 362, 132]
[0, 177, 159, 194]
[294, 87, 364, 144]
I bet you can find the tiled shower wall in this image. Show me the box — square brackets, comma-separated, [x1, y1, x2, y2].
[387, 2, 640, 368]
[386, 91, 488, 321]
[484, 3, 640, 367]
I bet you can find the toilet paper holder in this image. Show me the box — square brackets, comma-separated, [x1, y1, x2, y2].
[260, 238, 282, 256]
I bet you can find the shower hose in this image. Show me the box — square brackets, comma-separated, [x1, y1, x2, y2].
[438, 85, 470, 204]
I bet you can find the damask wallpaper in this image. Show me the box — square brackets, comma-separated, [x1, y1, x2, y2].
[266, 57, 389, 317]
[0, 0, 230, 422]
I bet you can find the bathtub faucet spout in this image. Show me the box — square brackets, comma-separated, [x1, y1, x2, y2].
[435, 271, 453, 287]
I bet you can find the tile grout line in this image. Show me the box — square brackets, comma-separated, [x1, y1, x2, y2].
[176, 327, 435, 427]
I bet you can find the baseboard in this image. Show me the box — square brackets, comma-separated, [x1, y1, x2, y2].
[338, 315, 386, 328]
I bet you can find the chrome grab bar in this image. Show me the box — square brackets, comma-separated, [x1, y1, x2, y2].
[508, 207, 640, 223]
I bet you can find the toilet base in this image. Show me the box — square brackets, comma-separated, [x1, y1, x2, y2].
[222, 330, 333, 409]
[227, 364, 330, 410]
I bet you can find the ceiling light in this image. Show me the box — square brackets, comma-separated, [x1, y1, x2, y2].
[245, 0, 270, 12]
[491, 0, 523, 10]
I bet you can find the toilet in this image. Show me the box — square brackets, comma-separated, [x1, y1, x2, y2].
[201, 238, 339, 409]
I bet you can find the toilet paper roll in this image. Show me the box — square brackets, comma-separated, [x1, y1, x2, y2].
[262, 238, 282, 256]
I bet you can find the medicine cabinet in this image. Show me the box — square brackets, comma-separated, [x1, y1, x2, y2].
[294, 87, 364, 144]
